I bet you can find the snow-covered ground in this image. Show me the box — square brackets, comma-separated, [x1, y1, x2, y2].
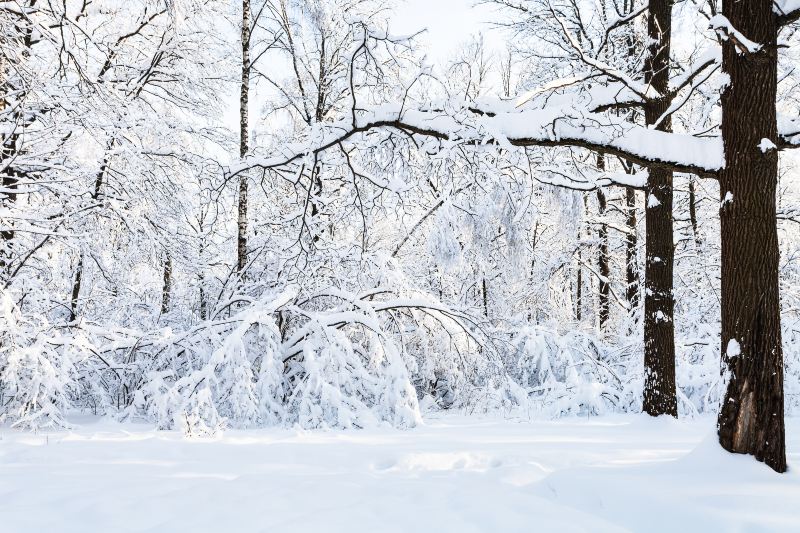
[1, 414, 798, 532]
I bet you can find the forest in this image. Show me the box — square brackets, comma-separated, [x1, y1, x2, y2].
[2, 0, 800, 530]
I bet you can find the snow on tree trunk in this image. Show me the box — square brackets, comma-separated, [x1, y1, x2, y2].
[717, 0, 786, 473]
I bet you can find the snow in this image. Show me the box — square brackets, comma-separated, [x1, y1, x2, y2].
[1, 414, 799, 532]
[234, 101, 725, 180]
[721, 191, 734, 206]
[759, 138, 777, 153]
[774, 0, 800, 17]
[726, 338, 741, 358]
[709, 15, 762, 54]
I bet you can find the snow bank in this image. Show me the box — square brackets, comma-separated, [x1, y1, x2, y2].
[0, 414, 797, 532]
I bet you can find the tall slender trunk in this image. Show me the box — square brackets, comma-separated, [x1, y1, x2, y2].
[688, 178, 701, 247]
[625, 186, 639, 310]
[576, 248, 583, 322]
[717, 0, 785, 473]
[596, 157, 610, 330]
[68, 154, 110, 322]
[623, 0, 640, 315]
[199, 272, 207, 320]
[237, 0, 251, 275]
[161, 253, 172, 315]
[69, 255, 83, 322]
[642, 0, 677, 417]
[482, 277, 488, 316]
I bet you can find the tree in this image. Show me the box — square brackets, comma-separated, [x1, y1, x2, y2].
[715, 0, 792, 473]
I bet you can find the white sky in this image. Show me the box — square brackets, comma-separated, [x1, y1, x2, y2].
[390, 0, 504, 64]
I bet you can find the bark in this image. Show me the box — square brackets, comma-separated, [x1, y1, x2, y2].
[237, 0, 251, 275]
[576, 251, 583, 321]
[688, 178, 701, 247]
[161, 253, 172, 315]
[625, 186, 639, 310]
[717, 0, 785, 473]
[482, 277, 488, 316]
[596, 156, 610, 331]
[199, 273, 207, 321]
[642, 0, 677, 417]
[69, 255, 83, 322]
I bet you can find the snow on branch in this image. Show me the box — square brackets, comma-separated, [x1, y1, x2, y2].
[709, 15, 763, 54]
[775, 0, 800, 26]
[231, 100, 723, 183]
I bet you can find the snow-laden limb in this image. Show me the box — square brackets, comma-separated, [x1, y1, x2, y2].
[232, 99, 724, 181]
[775, 0, 800, 25]
[709, 15, 763, 54]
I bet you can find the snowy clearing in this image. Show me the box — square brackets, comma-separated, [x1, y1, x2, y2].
[1, 414, 799, 532]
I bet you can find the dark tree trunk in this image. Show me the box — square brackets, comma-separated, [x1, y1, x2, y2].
[596, 156, 610, 330]
[69, 255, 83, 322]
[717, 0, 785, 473]
[688, 178, 701, 247]
[576, 251, 583, 322]
[596, 191, 610, 330]
[199, 273, 207, 321]
[642, 0, 677, 417]
[161, 253, 172, 315]
[625, 186, 639, 310]
[237, 0, 251, 275]
[622, 0, 640, 315]
[482, 277, 488, 316]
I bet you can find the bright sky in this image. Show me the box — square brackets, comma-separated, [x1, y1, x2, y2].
[391, 0, 504, 64]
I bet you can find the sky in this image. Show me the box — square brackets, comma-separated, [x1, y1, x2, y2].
[390, 0, 504, 64]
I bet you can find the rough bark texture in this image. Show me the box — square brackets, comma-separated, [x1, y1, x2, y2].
[717, 0, 785, 473]
[642, 0, 677, 417]
[237, 0, 251, 274]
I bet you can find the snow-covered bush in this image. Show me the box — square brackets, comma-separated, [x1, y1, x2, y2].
[0, 292, 77, 429]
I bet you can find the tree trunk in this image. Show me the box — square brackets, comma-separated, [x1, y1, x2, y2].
[161, 253, 172, 315]
[69, 255, 83, 322]
[625, 186, 639, 310]
[576, 250, 583, 322]
[482, 277, 488, 316]
[717, 0, 785, 473]
[596, 157, 610, 331]
[641, 0, 677, 417]
[237, 0, 251, 275]
[688, 177, 701, 247]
